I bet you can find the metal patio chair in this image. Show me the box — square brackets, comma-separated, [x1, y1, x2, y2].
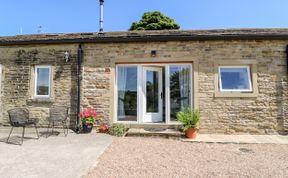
[7, 108, 39, 145]
[46, 106, 69, 137]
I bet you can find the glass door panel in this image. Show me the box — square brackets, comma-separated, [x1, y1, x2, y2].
[143, 67, 163, 122]
[146, 70, 159, 113]
[169, 65, 191, 121]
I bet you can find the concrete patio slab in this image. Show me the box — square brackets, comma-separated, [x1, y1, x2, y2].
[182, 134, 288, 144]
[0, 127, 113, 178]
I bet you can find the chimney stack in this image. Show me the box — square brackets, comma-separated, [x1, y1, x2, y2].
[99, 0, 104, 33]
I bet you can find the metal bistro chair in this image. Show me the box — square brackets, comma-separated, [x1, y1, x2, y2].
[46, 106, 69, 137]
[7, 108, 39, 145]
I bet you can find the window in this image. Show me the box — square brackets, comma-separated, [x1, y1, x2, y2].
[219, 66, 252, 92]
[214, 60, 258, 98]
[35, 66, 51, 97]
[169, 65, 191, 121]
[116, 65, 138, 121]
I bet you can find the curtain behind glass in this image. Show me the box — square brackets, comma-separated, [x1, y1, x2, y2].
[179, 67, 190, 109]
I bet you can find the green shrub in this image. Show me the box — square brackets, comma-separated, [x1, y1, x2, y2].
[176, 108, 200, 131]
[108, 123, 128, 137]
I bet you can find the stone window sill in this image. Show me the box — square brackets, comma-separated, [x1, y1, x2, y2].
[214, 92, 258, 98]
[27, 98, 55, 104]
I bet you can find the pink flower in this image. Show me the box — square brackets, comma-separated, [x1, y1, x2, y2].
[79, 107, 97, 119]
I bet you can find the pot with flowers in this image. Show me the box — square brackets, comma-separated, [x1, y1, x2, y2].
[98, 123, 110, 133]
[79, 108, 97, 133]
[176, 107, 200, 139]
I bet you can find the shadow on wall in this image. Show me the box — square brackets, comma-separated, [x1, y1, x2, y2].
[69, 52, 78, 129]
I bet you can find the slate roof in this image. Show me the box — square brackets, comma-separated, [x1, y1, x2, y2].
[1, 28, 288, 45]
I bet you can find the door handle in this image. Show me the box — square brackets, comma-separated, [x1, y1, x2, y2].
[160, 92, 163, 99]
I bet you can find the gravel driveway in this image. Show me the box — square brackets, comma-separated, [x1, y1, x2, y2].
[84, 137, 288, 178]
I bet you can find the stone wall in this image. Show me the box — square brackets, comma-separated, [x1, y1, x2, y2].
[81, 40, 288, 134]
[81, 45, 112, 124]
[0, 44, 78, 127]
[0, 39, 287, 134]
[197, 41, 288, 134]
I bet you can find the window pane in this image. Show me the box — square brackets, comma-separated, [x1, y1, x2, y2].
[117, 66, 137, 121]
[220, 67, 251, 91]
[146, 70, 159, 113]
[36, 68, 50, 96]
[169, 65, 191, 121]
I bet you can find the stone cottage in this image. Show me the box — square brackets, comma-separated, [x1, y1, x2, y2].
[0, 29, 287, 134]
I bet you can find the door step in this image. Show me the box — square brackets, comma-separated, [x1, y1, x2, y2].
[125, 128, 184, 139]
[125, 123, 182, 130]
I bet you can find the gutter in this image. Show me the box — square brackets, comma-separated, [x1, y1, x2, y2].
[1, 34, 288, 46]
[75, 44, 83, 133]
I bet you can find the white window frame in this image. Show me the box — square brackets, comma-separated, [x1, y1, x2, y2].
[0, 64, 2, 92]
[34, 65, 52, 98]
[115, 64, 139, 124]
[218, 66, 252, 92]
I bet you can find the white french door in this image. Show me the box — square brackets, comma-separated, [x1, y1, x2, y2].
[142, 67, 163, 123]
[115, 64, 192, 124]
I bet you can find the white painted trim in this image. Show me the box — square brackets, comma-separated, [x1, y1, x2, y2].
[218, 66, 252, 92]
[34, 65, 52, 98]
[113, 66, 117, 123]
[0, 64, 2, 116]
[165, 64, 170, 124]
[0, 64, 2, 92]
[0, 64, 2, 96]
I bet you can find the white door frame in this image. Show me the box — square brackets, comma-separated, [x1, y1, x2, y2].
[142, 66, 163, 123]
[165, 64, 193, 124]
[0, 64, 2, 118]
[114, 63, 193, 124]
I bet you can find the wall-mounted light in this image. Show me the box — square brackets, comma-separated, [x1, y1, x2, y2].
[64, 51, 70, 62]
[151, 50, 157, 57]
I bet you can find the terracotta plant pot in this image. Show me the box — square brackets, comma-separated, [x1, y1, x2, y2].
[98, 125, 109, 133]
[185, 128, 197, 139]
[82, 124, 93, 133]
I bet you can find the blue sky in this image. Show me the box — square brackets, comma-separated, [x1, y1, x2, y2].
[1, 0, 288, 36]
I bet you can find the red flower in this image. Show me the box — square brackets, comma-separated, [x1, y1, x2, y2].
[79, 108, 97, 119]
[79, 107, 98, 125]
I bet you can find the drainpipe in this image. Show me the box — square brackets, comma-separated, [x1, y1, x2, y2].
[76, 44, 83, 133]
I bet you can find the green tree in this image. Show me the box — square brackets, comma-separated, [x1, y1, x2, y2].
[129, 11, 180, 31]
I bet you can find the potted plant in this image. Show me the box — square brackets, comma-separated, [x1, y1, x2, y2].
[176, 107, 200, 139]
[79, 108, 97, 133]
[108, 123, 128, 137]
[98, 123, 110, 133]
